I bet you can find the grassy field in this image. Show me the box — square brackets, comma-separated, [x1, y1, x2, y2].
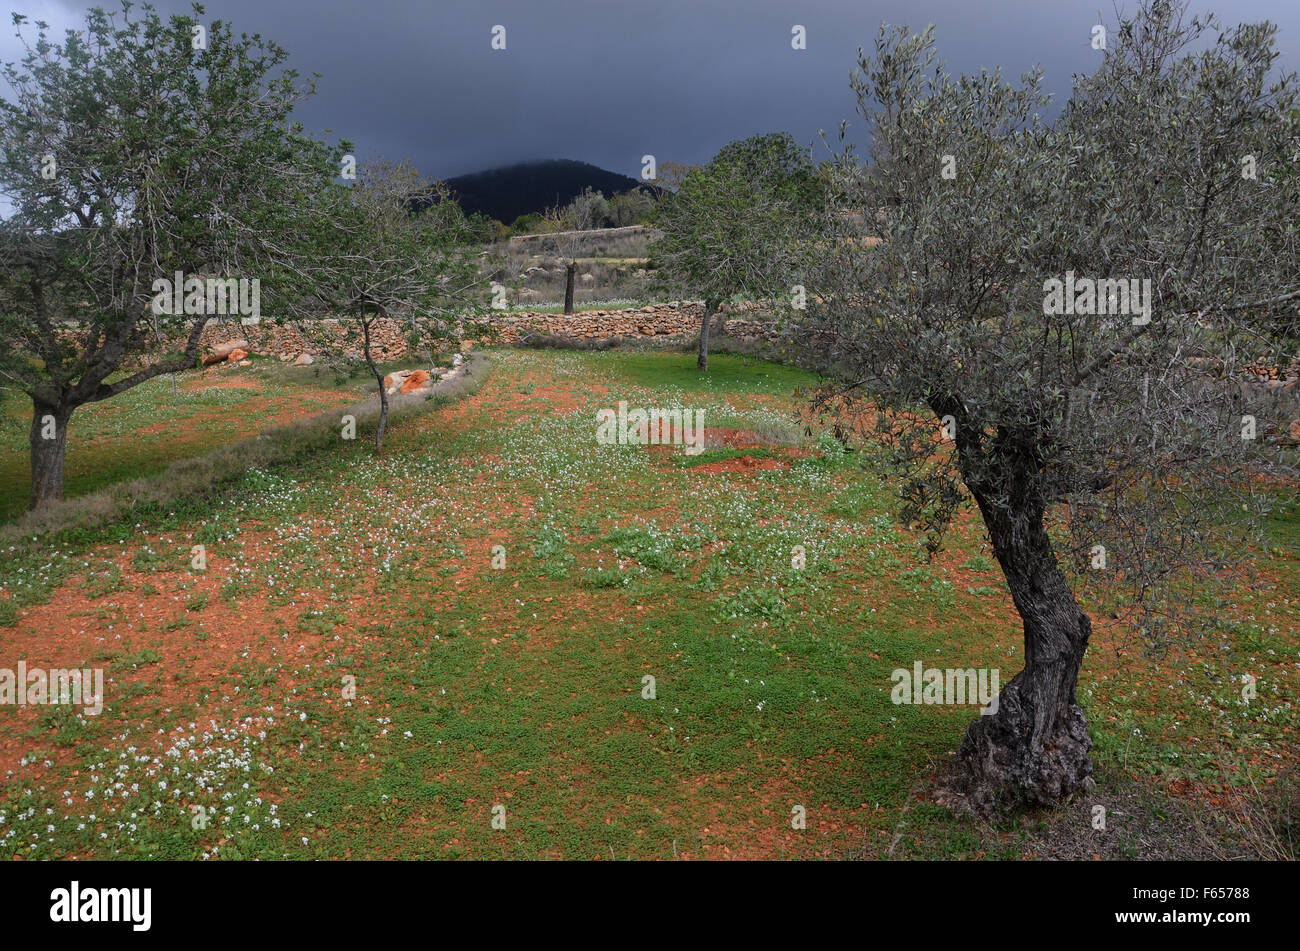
[0, 358, 398, 523]
[0, 348, 1295, 859]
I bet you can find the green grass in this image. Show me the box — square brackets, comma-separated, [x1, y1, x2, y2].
[607, 350, 816, 394]
[0, 362, 370, 522]
[0, 347, 1293, 861]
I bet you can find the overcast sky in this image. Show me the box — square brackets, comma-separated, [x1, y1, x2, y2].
[3, 0, 1298, 181]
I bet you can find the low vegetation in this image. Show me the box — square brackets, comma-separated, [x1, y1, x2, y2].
[1, 350, 1292, 859]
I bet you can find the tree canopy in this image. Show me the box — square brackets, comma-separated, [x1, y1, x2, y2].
[652, 131, 826, 369]
[0, 1, 344, 508]
[793, 0, 1299, 812]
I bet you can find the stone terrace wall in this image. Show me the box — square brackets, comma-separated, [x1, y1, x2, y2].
[189, 302, 784, 360]
[490, 301, 782, 344]
[194, 318, 408, 362]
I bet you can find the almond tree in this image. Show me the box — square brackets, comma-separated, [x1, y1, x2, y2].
[0, 2, 342, 510]
[796, 0, 1298, 813]
[297, 160, 485, 452]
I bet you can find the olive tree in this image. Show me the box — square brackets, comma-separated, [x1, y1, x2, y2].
[0, 2, 342, 510]
[652, 132, 824, 370]
[796, 0, 1298, 813]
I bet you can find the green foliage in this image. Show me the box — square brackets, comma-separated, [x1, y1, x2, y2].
[796, 1, 1299, 641]
[651, 131, 825, 308]
[569, 187, 611, 230]
[0, 1, 346, 507]
[510, 212, 544, 233]
[608, 188, 657, 226]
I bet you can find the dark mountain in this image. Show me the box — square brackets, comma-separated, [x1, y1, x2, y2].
[444, 159, 643, 224]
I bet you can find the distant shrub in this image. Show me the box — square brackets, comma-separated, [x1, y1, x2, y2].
[510, 212, 543, 233]
[570, 187, 611, 230]
[609, 188, 656, 227]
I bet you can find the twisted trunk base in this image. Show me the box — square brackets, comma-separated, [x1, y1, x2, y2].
[942, 664, 1093, 816]
[939, 480, 1095, 816]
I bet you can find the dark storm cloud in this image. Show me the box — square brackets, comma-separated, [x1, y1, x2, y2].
[5, 0, 1298, 180]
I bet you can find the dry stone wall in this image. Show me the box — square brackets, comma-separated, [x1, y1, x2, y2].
[489, 301, 783, 344]
[184, 303, 784, 361]
[145, 306, 1300, 444]
[193, 318, 408, 362]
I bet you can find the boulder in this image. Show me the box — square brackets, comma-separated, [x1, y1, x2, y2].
[208, 338, 248, 360]
[237, 359, 252, 366]
[226, 348, 248, 363]
[400, 369, 431, 394]
[385, 369, 413, 393]
[292, 352, 314, 366]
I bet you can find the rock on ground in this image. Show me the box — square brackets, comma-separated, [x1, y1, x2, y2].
[399, 370, 432, 394]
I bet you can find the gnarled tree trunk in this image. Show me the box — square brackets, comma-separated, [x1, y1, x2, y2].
[944, 480, 1094, 815]
[29, 399, 74, 511]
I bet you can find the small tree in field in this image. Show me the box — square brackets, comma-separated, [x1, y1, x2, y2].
[796, 0, 1298, 813]
[298, 160, 483, 452]
[652, 132, 824, 370]
[0, 2, 341, 510]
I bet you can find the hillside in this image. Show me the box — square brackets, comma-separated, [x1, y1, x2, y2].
[445, 159, 642, 223]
